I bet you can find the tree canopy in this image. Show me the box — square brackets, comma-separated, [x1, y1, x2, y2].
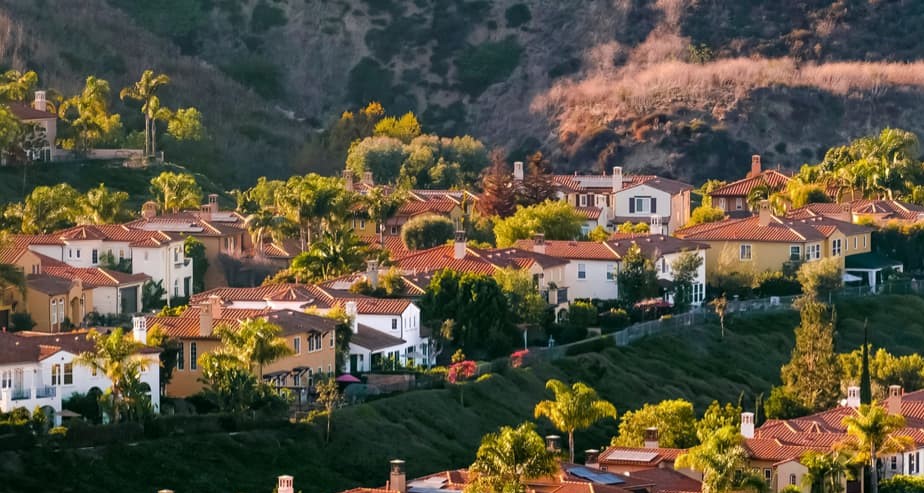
[493, 200, 584, 247]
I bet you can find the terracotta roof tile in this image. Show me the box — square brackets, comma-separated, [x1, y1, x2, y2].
[43, 266, 149, 288]
[575, 206, 603, 220]
[709, 170, 792, 197]
[514, 239, 620, 261]
[675, 215, 829, 242]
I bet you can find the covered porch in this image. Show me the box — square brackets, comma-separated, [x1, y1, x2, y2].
[845, 252, 904, 291]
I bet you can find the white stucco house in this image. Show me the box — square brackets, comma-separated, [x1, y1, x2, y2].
[0, 327, 161, 424]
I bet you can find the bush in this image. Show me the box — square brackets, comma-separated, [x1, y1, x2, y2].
[564, 336, 615, 356]
[881, 475, 924, 493]
[455, 37, 523, 96]
[754, 271, 802, 297]
[401, 214, 455, 250]
[504, 4, 531, 27]
[567, 301, 598, 329]
[10, 312, 35, 331]
[599, 308, 631, 333]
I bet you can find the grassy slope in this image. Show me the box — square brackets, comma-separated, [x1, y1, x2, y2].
[0, 161, 230, 210]
[7, 295, 924, 493]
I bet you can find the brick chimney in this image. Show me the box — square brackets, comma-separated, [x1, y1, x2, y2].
[208, 194, 219, 214]
[361, 171, 374, 186]
[513, 161, 524, 181]
[532, 233, 546, 254]
[741, 412, 755, 439]
[141, 201, 158, 220]
[758, 200, 771, 227]
[612, 167, 623, 192]
[277, 475, 294, 493]
[747, 155, 762, 179]
[199, 303, 213, 337]
[389, 460, 407, 493]
[132, 316, 147, 344]
[453, 231, 467, 260]
[343, 169, 354, 192]
[33, 90, 47, 112]
[888, 385, 903, 415]
[846, 386, 860, 408]
[643, 427, 659, 448]
[346, 301, 358, 333]
[366, 259, 379, 287]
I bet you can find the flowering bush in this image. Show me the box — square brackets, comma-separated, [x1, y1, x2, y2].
[447, 360, 478, 384]
[510, 349, 530, 368]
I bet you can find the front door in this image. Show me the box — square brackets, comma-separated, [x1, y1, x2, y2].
[120, 286, 138, 314]
[349, 354, 358, 373]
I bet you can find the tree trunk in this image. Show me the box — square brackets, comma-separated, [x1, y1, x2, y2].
[144, 115, 151, 156]
[569, 431, 575, 464]
[870, 448, 878, 493]
[326, 410, 332, 442]
[151, 118, 158, 158]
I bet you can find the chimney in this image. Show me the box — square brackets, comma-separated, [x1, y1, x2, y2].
[362, 171, 374, 186]
[389, 460, 407, 493]
[199, 303, 214, 337]
[532, 233, 546, 254]
[343, 169, 354, 192]
[453, 231, 467, 260]
[888, 385, 903, 415]
[346, 301, 359, 334]
[277, 475, 294, 493]
[208, 194, 219, 214]
[741, 412, 755, 439]
[758, 200, 771, 227]
[141, 201, 158, 220]
[846, 386, 860, 408]
[366, 260, 379, 287]
[748, 155, 762, 179]
[612, 167, 623, 192]
[207, 294, 222, 319]
[513, 161, 524, 181]
[643, 427, 659, 448]
[132, 316, 148, 344]
[545, 435, 561, 453]
[33, 90, 47, 112]
[584, 449, 600, 468]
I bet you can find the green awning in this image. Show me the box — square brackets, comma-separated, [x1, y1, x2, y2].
[845, 252, 903, 270]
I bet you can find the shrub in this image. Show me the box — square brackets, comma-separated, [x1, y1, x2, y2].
[754, 271, 802, 297]
[881, 475, 924, 493]
[455, 37, 523, 96]
[567, 301, 598, 329]
[599, 308, 631, 333]
[504, 4, 531, 28]
[10, 312, 35, 331]
[401, 214, 455, 250]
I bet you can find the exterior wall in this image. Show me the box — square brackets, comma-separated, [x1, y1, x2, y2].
[26, 284, 92, 332]
[29, 244, 64, 260]
[197, 236, 226, 290]
[351, 215, 378, 236]
[131, 242, 193, 299]
[775, 460, 809, 493]
[613, 185, 674, 224]
[658, 249, 708, 306]
[165, 338, 221, 397]
[701, 241, 802, 284]
[0, 350, 160, 418]
[263, 331, 337, 386]
[670, 190, 692, 233]
[713, 195, 748, 214]
[89, 286, 119, 315]
[562, 259, 618, 300]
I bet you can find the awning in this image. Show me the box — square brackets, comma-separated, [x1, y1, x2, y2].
[845, 252, 903, 270]
[843, 272, 863, 283]
[336, 374, 361, 383]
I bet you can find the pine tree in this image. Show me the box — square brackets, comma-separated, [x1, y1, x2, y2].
[860, 319, 872, 405]
[480, 154, 517, 218]
[780, 298, 842, 412]
[517, 152, 556, 206]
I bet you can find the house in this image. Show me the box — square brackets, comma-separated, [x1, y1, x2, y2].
[788, 199, 924, 226]
[124, 195, 250, 289]
[675, 201, 875, 285]
[708, 155, 792, 217]
[0, 327, 161, 423]
[7, 91, 57, 162]
[552, 167, 693, 234]
[143, 299, 339, 397]
[188, 284, 434, 373]
[19, 224, 194, 302]
[607, 234, 709, 306]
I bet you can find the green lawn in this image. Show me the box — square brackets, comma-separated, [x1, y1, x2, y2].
[7, 295, 924, 493]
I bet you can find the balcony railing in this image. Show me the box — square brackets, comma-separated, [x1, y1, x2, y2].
[10, 386, 56, 400]
[11, 388, 30, 400]
[35, 386, 55, 398]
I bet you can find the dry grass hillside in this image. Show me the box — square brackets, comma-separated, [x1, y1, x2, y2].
[4, 0, 924, 185]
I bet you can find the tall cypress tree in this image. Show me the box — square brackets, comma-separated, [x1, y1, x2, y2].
[780, 298, 842, 411]
[860, 319, 872, 404]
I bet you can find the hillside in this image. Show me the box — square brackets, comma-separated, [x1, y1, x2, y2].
[6, 294, 924, 493]
[4, 1, 924, 186]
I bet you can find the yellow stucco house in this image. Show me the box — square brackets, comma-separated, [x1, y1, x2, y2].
[675, 202, 874, 284]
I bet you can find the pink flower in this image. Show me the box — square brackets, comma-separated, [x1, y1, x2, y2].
[448, 360, 477, 384]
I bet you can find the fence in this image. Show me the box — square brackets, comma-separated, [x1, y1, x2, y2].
[537, 279, 924, 361]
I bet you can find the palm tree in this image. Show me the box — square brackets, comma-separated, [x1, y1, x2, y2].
[710, 294, 728, 338]
[119, 70, 170, 157]
[840, 403, 913, 493]
[291, 227, 369, 281]
[364, 187, 406, 244]
[675, 425, 748, 493]
[217, 318, 293, 379]
[466, 422, 558, 493]
[801, 451, 851, 493]
[147, 96, 173, 158]
[0, 69, 38, 102]
[244, 209, 292, 257]
[533, 379, 617, 463]
[74, 329, 144, 423]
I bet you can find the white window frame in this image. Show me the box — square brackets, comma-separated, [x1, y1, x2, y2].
[854, 236, 858, 250]
[577, 263, 587, 280]
[634, 197, 651, 214]
[51, 299, 58, 324]
[739, 244, 752, 261]
[735, 198, 744, 210]
[807, 244, 821, 261]
[293, 336, 301, 355]
[832, 238, 842, 257]
[91, 249, 99, 265]
[63, 363, 73, 385]
[177, 342, 185, 370]
[789, 474, 797, 486]
[51, 364, 61, 385]
[789, 245, 801, 260]
[190, 342, 198, 370]
[390, 225, 398, 235]
[579, 194, 588, 207]
[606, 264, 616, 281]
[392, 318, 398, 330]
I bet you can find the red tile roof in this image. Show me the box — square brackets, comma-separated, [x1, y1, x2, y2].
[43, 266, 150, 288]
[709, 170, 792, 198]
[0, 330, 158, 365]
[392, 245, 499, 275]
[599, 446, 685, 466]
[8, 102, 55, 121]
[514, 239, 620, 261]
[397, 199, 458, 216]
[606, 234, 709, 258]
[674, 215, 828, 242]
[575, 206, 603, 220]
[627, 467, 702, 493]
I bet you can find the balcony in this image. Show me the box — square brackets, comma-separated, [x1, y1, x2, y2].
[35, 386, 56, 398]
[10, 386, 56, 400]
[542, 286, 569, 305]
[11, 388, 30, 401]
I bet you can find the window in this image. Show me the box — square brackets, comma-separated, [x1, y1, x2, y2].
[293, 337, 301, 354]
[119, 249, 125, 260]
[578, 263, 587, 279]
[579, 194, 588, 207]
[177, 342, 185, 370]
[832, 238, 842, 256]
[807, 244, 821, 260]
[360, 219, 366, 229]
[854, 236, 858, 250]
[51, 364, 61, 385]
[735, 198, 744, 210]
[891, 456, 898, 471]
[739, 244, 752, 260]
[910, 453, 916, 474]
[633, 197, 650, 213]
[718, 198, 726, 210]
[92, 366, 97, 377]
[190, 342, 198, 370]
[330, 333, 335, 348]
[68, 248, 73, 258]
[606, 264, 616, 281]
[789, 474, 797, 486]
[76, 249, 80, 259]
[63, 363, 73, 385]
[392, 318, 398, 330]
[173, 279, 179, 297]
[1, 370, 10, 388]
[917, 452, 921, 474]
[763, 469, 772, 483]
[390, 226, 398, 235]
[174, 248, 179, 262]
[580, 225, 590, 236]
[51, 299, 58, 324]
[660, 257, 667, 273]
[91, 249, 99, 264]
[693, 283, 705, 304]
[863, 235, 867, 248]
[789, 245, 801, 261]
